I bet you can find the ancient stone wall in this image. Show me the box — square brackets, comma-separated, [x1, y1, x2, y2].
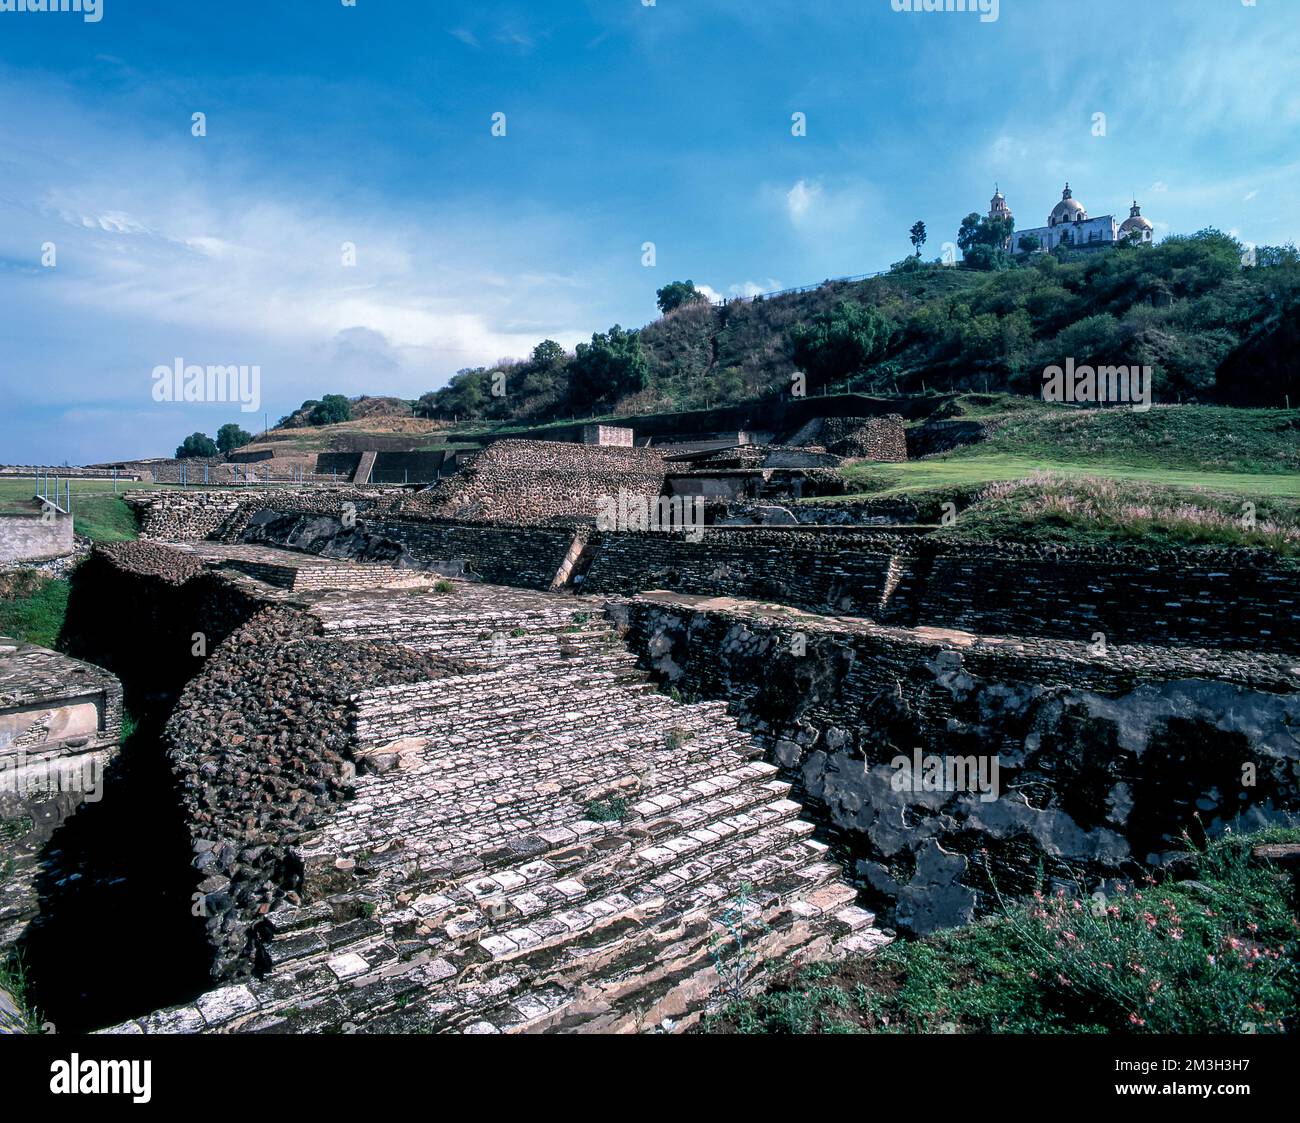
[885, 540, 1300, 653]
[421, 439, 666, 522]
[237, 509, 576, 588]
[166, 605, 463, 980]
[0, 638, 124, 947]
[126, 490, 1300, 652]
[818, 415, 908, 461]
[611, 596, 1300, 935]
[581, 425, 634, 447]
[584, 532, 1300, 653]
[584, 527, 903, 611]
[127, 490, 254, 540]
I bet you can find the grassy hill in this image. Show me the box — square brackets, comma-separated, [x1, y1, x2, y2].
[416, 230, 1300, 424]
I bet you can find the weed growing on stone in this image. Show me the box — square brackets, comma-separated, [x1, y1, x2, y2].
[0, 815, 34, 846]
[709, 882, 770, 1010]
[0, 950, 45, 1035]
[433, 579, 455, 594]
[664, 726, 690, 751]
[584, 797, 627, 822]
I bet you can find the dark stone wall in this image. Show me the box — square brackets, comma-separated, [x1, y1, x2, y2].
[585, 532, 1300, 653]
[130, 490, 1300, 652]
[236, 509, 576, 589]
[891, 542, 1300, 652]
[583, 528, 901, 612]
[612, 597, 1300, 935]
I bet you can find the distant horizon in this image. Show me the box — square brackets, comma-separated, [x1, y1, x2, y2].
[2, 0, 1297, 463]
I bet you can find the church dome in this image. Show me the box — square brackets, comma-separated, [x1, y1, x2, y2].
[1118, 200, 1153, 236]
[1048, 183, 1087, 226]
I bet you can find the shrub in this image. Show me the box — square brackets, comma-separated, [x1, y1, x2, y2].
[175, 432, 217, 458]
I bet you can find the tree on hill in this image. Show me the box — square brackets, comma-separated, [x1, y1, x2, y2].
[531, 339, 566, 367]
[657, 281, 708, 316]
[957, 212, 1014, 269]
[175, 432, 218, 459]
[909, 221, 927, 257]
[309, 394, 352, 426]
[791, 300, 892, 390]
[568, 325, 649, 408]
[216, 423, 254, 453]
[1018, 233, 1042, 255]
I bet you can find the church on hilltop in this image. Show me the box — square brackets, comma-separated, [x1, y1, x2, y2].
[988, 183, 1155, 255]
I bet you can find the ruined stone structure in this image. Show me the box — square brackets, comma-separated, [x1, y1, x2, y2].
[0, 637, 123, 947]
[38, 475, 1295, 1032]
[128, 492, 1300, 654]
[612, 593, 1300, 934]
[87, 543, 883, 1032]
[817, 415, 908, 461]
[581, 425, 635, 447]
[418, 439, 667, 524]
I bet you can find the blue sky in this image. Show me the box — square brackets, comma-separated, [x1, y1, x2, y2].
[1, 0, 1297, 464]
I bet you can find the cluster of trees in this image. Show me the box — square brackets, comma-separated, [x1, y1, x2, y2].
[416, 329, 649, 421]
[174, 423, 255, 459]
[791, 301, 892, 392]
[416, 282, 713, 422]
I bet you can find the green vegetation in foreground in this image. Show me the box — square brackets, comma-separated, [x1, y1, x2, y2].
[0, 950, 44, 1035]
[0, 573, 70, 648]
[703, 828, 1300, 1035]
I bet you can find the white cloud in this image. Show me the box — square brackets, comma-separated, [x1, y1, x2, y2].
[729, 278, 782, 298]
[786, 179, 822, 224]
[0, 72, 609, 461]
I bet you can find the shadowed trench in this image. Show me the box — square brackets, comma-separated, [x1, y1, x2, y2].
[17, 713, 212, 1033]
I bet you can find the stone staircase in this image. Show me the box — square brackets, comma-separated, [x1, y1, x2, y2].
[99, 552, 889, 1034]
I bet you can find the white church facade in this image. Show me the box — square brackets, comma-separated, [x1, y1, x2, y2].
[989, 183, 1155, 255]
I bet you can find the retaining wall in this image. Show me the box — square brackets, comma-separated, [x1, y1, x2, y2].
[612, 596, 1300, 934]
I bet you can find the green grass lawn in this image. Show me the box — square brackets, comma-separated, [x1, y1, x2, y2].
[834, 398, 1300, 500]
[842, 455, 1300, 500]
[0, 479, 151, 543]
[0, 574, 69, 648]
[833, 404, 1300, 553]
